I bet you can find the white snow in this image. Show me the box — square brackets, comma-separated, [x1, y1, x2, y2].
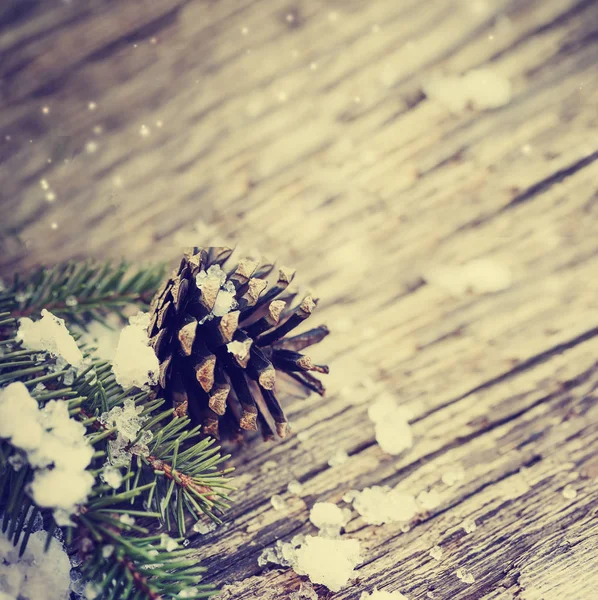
[17, 309, 85, 370]
[309, 502, 350, 537]
[423, 68, 512, 113]
[424, 259, 513, 296]
[352, 486, 417, 525]
[368, 394, 413, 455]
[0, 529, 71, 600]
[112, 312, 159, 389]
[429, 545, 443, 561]
[455, 567, 475, 584]
[0, 382, 94, 518]
[294, 535, 361, 592]
[360, 589, 409, 599]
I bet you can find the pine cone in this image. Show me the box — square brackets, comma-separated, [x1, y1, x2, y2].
[148, 247, 329, 440]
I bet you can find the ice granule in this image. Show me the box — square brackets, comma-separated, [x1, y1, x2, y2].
[328, 449, 349, 467]
[0, 528, 71, 600]
[17, 309, 85, 369]
[289, 581, 318, 600]
[562, 485, 577, 499]
[102, 545, 115, 558]
[309, 502, 350, 537]
[102, 399, 148, 467]
[429, 545, 443, 560]
[360, 588, 409, 599]
[288, 480, 304, 495]
[368, 394, 413, 455]
[461, 518, 477, 533]
[226, 339, 252, 360]
[213, 281, 238, 318]
[193, 520, 217, 534]
[160, 534, 179, 552]
[271, 494, 287, 511]
[178, 589, 200, 598]
[352, 486, 417, 525]
[111, 311, 159, 389]
[100, 466, 123, 489]
[119, 514, 136, 527]
[455, 568, 475, 584]
[295, 535, 361, 592]
[423, 68, 511, 113]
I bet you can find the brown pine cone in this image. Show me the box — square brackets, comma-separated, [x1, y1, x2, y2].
[147, 247, 329, 440]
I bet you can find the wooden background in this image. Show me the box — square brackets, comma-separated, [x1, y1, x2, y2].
[1, 0, 598, 598]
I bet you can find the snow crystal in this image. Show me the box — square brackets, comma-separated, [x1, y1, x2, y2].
[196, 267, 238, 323]
[461, 518, 477, 533]
[295, 535, 361, 592]
[100, 466, 123, 489]
[309, 502, 350, 537]
[0, 528, 71, 600]
[178, 589, 200, 598]
[429, 545, 443, 560]
[360, 589, 408, 599]
[423, 68, 512, 113]
[328, 449, 349, 467]
[226, 339, 252, 360]
[352, 486, 417, 525]
[368, 393, 413, 455]
[424, 259, 512, 296]
[193, 520, 217, 534]
[288, 480, 304, 495]
[258, 537, 304, 569]
[562, 484, 577, 500]
[0, 383, 94, 517]
[112, 312, 159, 389]
[17, 309, 85, 370]
[455, 568, 475, 584]
[270, 494, 287, 511]
[102, 545, 114, 558]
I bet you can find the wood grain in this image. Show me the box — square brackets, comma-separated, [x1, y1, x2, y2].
[1, 0, 597, 598]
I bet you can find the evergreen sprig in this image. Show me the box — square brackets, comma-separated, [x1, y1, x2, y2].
[0, 260, 234, 599]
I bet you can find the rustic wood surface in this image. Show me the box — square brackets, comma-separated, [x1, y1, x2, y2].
[1, 0, 598, 599]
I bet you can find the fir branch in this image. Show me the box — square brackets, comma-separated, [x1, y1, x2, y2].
[0, 259, 167, 324]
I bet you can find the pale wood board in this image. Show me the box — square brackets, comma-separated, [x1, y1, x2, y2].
[1, 0, 597, 598]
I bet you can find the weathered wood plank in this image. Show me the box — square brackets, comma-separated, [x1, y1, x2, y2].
[1, 0, 597, 598]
